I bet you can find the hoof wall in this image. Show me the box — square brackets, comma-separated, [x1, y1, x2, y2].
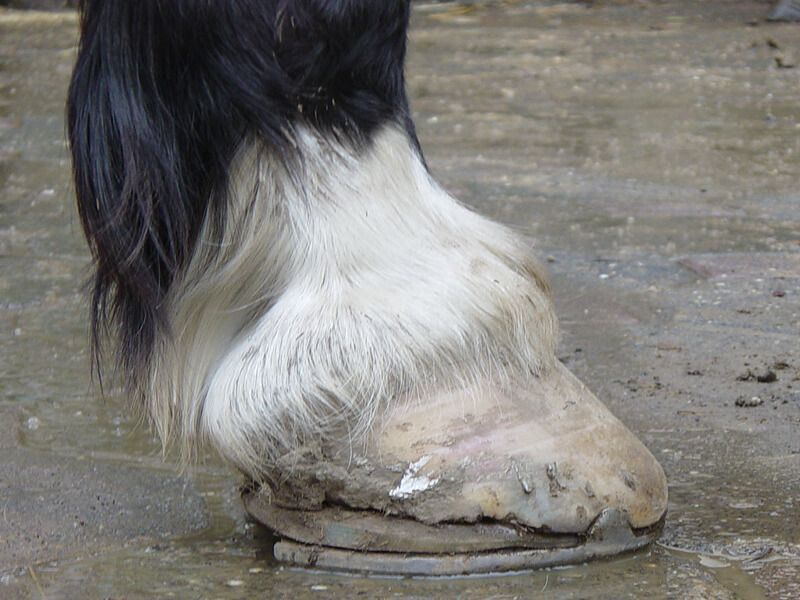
[243, 487, 665, 576]
[242, 362, 668, 574]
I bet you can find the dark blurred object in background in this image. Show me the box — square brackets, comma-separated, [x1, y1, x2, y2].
[769, 0, 800, 20]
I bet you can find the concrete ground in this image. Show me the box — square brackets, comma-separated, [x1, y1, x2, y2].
[0, 1, 798, 599]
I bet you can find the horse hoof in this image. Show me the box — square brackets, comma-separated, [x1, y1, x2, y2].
[242, 362, 668, 575]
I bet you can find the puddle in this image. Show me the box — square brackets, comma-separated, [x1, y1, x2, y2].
[12, 541, 770, 600]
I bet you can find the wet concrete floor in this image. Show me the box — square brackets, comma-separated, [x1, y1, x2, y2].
[1, 1, 799, 598]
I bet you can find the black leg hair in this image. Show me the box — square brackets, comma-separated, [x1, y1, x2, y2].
[68, 0, 417, 392]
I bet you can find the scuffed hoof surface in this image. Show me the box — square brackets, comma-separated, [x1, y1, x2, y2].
[243, 362, 668, 575]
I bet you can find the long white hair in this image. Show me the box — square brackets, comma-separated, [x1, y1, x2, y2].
[67, 0, 558, 479]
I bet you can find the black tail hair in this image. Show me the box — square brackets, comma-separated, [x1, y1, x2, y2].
[67, 0, 417, 390]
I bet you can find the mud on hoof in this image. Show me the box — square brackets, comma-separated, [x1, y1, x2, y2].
[243, 363, 668, 575]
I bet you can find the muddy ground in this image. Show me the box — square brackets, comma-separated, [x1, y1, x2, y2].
[0, 1, 799, 599]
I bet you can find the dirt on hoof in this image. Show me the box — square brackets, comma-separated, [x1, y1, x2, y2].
[240, 362, 667, 574]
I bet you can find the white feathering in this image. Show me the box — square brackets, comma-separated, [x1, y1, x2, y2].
[145, 124, 558, 479]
